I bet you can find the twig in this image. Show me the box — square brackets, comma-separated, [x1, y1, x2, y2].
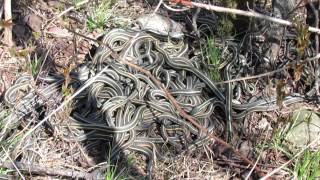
[213, 53, 320, 85]
[318, 1, 320, 96]
[316, 0, 320, 96]
[0, 3, 4, 19]
[35, 44, 53, 83]
[163, 2, 190, 12]
[192, 7, 201, 37]
[245, 130, 270, 179]
[173, 1, 320, 34]
[153, 0, 163, 14]
[0, 161, 91, 179]
[308, 0, 320, 97]
[214, 160, 264, 171]
[3, 0, 13, 46]
[65, 123, 94, 167]
[1, 147, 25, 180]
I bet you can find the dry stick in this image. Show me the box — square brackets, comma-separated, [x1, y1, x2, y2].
[35, 44, 53, 83]
[3, 0, 13, 46]
[315, 0, 320, 96]
[192, 7, 201, 37]
[65, 123, 95, 167]
[213, 53, 320, 85]
[176, 1, 320, 34]
[163, 2, 190, 12]
[0, 3, 4, 19]
[153, 0, 163, 14]
[245, 130, 270, 180]
[308, 0, 320, 97]
[318, 0, 320, 96]
[0, 161, 90, 179]
[317, 0, 320, 96]
[1, 147, 25, 180]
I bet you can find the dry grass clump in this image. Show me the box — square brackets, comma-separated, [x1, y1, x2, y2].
[153, 148, 230, 180]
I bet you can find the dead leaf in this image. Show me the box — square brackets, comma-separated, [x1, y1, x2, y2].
[46, 27, 72, 38]
[8, 47, 36, 57]
[294, 18, 310, 57]
[0, 19, 13, 28]
[276, 79, 286, 108]
[294, 64, 304, 82]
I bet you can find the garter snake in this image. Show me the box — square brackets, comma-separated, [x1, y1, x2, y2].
[1, 75, 63, 142]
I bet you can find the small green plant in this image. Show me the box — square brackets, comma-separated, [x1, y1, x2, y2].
[104, 147, 126, 180]
[294, 149, 320, 180]
[0, 167, 12, 176]
[126, 154, 135, 167]
[87, 0, 117, 31]
[22, 52, 43, 78]
[105, 164, 120, 180]
[268, 111, 320, 179]
[32, 31, 41, 40]
[61, 65, 75, 98]
[217, 16, 234, 38]
[6, 134, 23, 148]
[105, 164, 116, 180]
[72, 0, 84, 6]
[0, 108, 10, 129]
[216, 0, 236, 37]
[219, 0, 238, 9]
[29, 55, 43, 77]
[294, 17, 310, 57]
[269, 128, 292, 157]
[205, 38, 221, 81]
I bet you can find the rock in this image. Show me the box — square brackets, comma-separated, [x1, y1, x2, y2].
[239, 141, 252, 157]
[258, 118, 272, 131]
[38, 0, 50, 11]
[117, 0, 129, 8]
[47, 0, 62, 9]
[136, 14, 184, 39]
[284, 110, 320, 149]
[25, 14, 42, 32]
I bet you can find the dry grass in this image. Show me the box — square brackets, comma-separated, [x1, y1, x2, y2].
[153, 147, 230, 180]
[0, 46, 24, 95]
